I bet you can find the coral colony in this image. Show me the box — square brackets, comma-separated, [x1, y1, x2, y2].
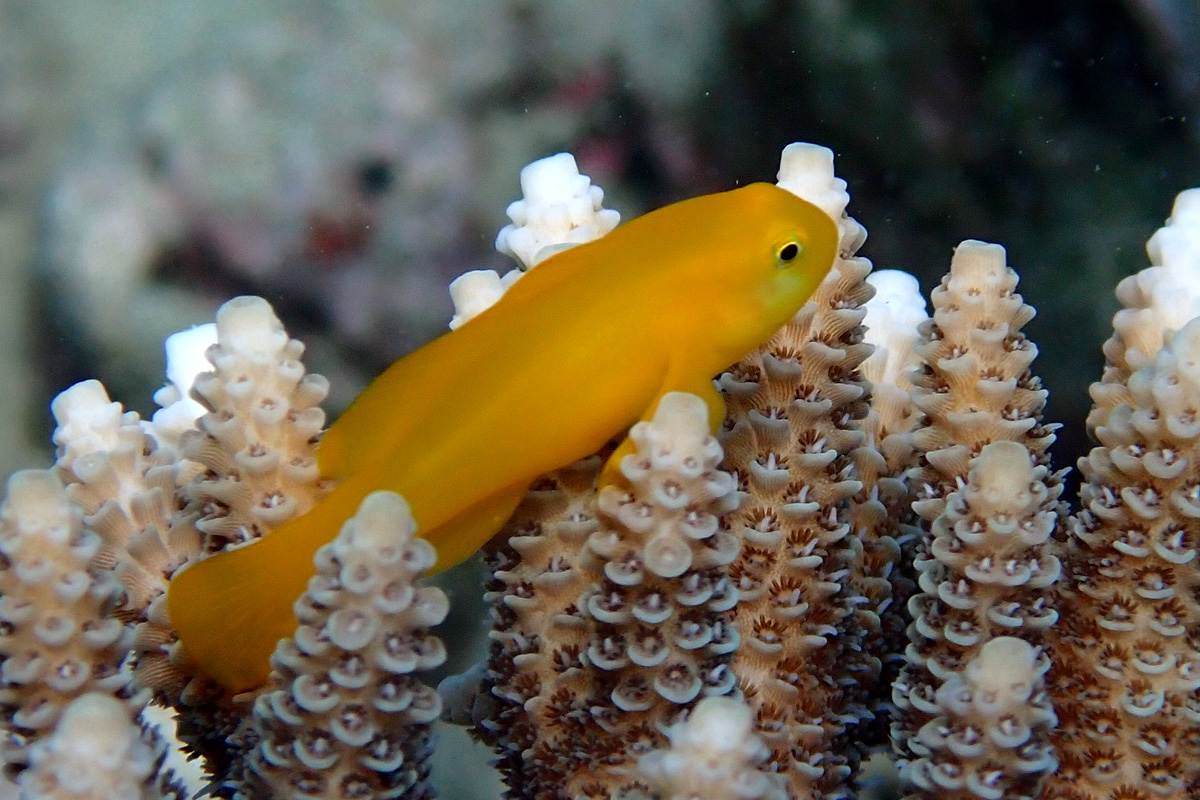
[2, 141, 1198, 800]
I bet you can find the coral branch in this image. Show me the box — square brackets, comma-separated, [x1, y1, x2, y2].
[243, 491, 446, 800]
[1050, 316, 1200, 799]
[0, 471, 143, 773]
[721, 142, 875, 799]
[638, 696, 787, 800]
[893, 441, 1062, 797]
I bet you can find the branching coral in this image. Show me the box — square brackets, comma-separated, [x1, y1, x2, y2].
[1049, 316, 1200, 800]
[8, 145, 1200, 800]
[637, 696, 787, 800]
[904, 637, 1056, 800]
[1089, 188, 1200, 434]
[718, 142, 877, 799]
[478, 391, 742, 799]
[907, 240, 1057, 526]
[49, 380, 200, 698]
[244, 491, 447, 800]
[177, 295, 332, 555]
[0, 470, 143, 773]
[18, 693, 183, 800]
[892, 441, 1062, 798]
[851, 268, 929, 739]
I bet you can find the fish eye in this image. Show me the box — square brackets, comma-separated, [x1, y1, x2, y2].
[776, 241, 802, 265]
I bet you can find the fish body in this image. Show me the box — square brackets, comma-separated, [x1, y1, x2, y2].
[168, 182, 838, 692]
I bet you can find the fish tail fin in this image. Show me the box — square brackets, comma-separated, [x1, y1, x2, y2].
[167, 479, 369, 693]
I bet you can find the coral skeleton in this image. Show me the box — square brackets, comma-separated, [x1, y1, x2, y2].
[6, 145, 1200, 800]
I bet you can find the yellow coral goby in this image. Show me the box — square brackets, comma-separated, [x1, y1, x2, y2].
[168, 182, 838, 692]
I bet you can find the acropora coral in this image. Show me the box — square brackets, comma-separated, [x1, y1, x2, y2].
[2, 142, 1200, 800]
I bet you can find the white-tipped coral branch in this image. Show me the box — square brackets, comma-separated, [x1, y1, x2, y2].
[18, 693, 183, 800]
[1050, 316, 1200, 799]
[908, 241, 1056, 526]
[495, 152, 620, 270]
[904, 637, 1056, 800]
[243, 491, 447, 800]
[893, 441, 1061, 797]
[180, 295, 332, 554]
[1090, 188, 1200, 433]
[478, 392, 742, 799]
[577, 391, 742, 794]
[50, 380, 197, 631]
[450, 152, 620, 329]
[720, 142, 876, 799]
[0, 471, 143, 773]
[637, 696, 787, 800]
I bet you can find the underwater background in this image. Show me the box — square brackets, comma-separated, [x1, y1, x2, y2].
[0, 2, 1198, 797]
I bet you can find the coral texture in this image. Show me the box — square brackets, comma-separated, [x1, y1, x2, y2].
[907, 240, 1056, 526]
[851, 268, 929, 742]
[480, 392, 742, 799]
[1049, 316, 1200, 799]
[892, 441, 1062, 797]
[18, 693, 182, 800]
[0, 471, 142, 772]
[50, 380, 199, 639]
[244, 491, 447, 800]
[1090, 188, 1200, 434]
[719, 142, 876, 798]
[476, 449, 607, 794]
[12, 147, 1200, 800]
[179, 295, 332, 554]
[494, 152, 620, 270]
[450, 151, 620, 329]
[903, 637, 1057, 800]
[637, 696, 787, 800]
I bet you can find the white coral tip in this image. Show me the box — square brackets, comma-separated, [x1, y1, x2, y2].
[51, 380, 125, 457]
[679, 697, 756, 751]
[650, 392, 710, 438]
[1147, 187, 1200, 268]
[518, 153, 591, 206]
[968, 441, 1035, 506]
[3, 470, 73, 534]
[862, 269, 928, 389]
[495, 152, 619, 269]
[448, 269, 522, 329]
[958, 637, 1040, 711]
[214, 295, 288, 359]
[343, 491, 419, 552]
[148, 321, 218, 440]
[20, 693, 155, 799]
[163, 323, 218, 401]
[776, 142, 849, 223]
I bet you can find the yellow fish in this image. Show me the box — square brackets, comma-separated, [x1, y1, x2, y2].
[168, 181, 838, 692]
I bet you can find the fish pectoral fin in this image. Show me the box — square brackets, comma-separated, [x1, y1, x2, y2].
[599, 377, 725, 487]
[422, 481, 531, 572]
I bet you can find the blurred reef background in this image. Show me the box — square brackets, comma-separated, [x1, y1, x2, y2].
[0, 1, 1198, 795]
